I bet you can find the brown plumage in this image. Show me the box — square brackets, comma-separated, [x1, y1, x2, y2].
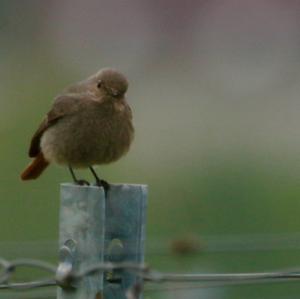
[21, 152, 49, 180]
[21, 68, 134, 185]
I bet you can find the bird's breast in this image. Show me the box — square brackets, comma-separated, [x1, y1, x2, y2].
[41, 103, 134, 167]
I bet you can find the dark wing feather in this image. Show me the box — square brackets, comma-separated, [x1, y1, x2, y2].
[28, 94, 84, 157]
[29, 117, 58, 157]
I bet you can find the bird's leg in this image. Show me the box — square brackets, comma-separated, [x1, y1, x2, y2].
[89, 166, 110, 195]
[68, 166, 89, 186]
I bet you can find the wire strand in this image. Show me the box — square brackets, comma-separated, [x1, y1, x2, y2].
[0, 257, 300, 292]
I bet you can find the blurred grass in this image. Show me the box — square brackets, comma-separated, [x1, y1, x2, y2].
[1, 144, 300, 240]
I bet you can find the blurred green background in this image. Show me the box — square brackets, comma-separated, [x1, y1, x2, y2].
[1, 0, 300, 298]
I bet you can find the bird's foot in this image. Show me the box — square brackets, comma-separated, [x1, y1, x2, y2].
[75, 179, 90, 186]
[95, 179, 110, 196]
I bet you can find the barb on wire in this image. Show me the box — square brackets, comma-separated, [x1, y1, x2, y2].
[0, 257, 300, 293]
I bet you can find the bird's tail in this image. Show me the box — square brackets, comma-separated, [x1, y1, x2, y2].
[21, 152, 49, 180]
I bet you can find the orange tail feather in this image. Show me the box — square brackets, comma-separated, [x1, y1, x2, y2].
[21, 152, 49, 180]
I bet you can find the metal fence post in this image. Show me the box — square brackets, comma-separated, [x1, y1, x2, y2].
[104, 184, 147, 299]
[57, 183, 147, 299]
[57, 184, 106, 299]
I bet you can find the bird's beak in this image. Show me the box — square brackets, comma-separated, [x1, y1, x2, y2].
[111, 88, 119, 97]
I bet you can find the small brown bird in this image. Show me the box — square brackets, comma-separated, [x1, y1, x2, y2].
[21, 68, 134, 190]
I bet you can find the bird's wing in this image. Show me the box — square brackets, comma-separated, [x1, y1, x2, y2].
[28, 94, 84, 157]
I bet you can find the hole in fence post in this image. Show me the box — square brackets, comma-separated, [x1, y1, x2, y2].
[105, 238, 124, 284]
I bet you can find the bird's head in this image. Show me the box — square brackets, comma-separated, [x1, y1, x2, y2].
[92, 68, 128, 99]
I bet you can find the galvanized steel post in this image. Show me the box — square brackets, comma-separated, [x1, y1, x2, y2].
[104, 184, 147, 299]
[57, 183, 147, 299]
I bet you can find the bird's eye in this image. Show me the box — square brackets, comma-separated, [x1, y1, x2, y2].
[97, 80, 102, 88]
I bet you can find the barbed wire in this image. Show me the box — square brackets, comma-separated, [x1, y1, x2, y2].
[1, 257, 300, 294]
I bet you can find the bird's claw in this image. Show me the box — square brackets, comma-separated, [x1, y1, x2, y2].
[96, 179, 110, 196]
[75, 179, 90, 186]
